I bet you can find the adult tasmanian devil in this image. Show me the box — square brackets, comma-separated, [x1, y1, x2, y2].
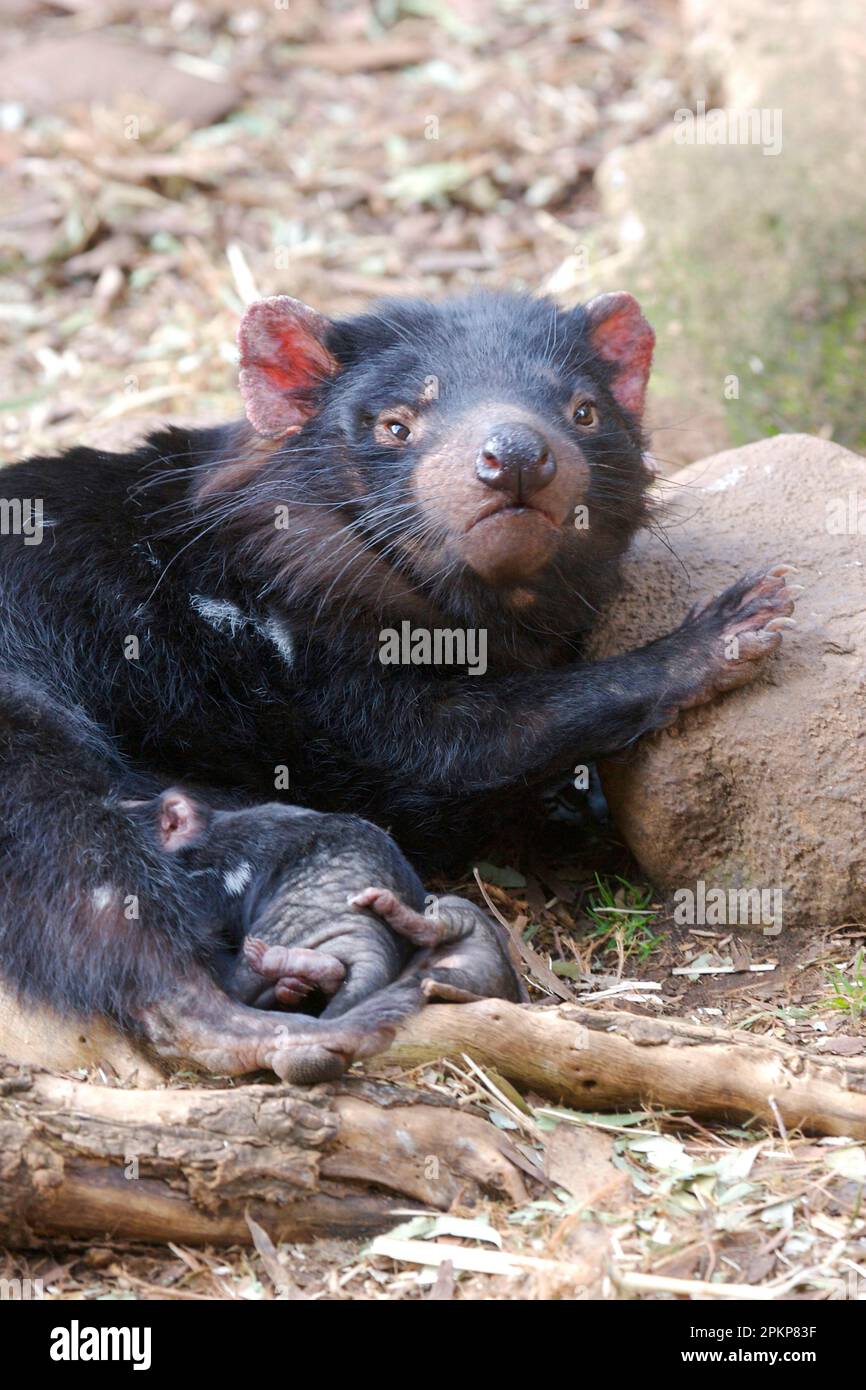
[0, 289, 796, 1077]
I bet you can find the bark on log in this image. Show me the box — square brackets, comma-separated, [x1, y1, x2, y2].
[389, 1000, 866, 1138]
[2, 988, 865, 1252]
[0, 1065, 525, 1248]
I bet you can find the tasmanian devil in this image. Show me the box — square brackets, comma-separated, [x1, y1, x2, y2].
[0, 673, 521, 1080]
[0, 289, 797, 1074]
[132, 785, 525, 1080]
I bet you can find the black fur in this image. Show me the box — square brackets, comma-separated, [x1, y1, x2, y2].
[0, 290, 779, 1041]
[0, 296, 651, 831]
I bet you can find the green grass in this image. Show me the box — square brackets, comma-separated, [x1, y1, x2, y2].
[584, 873, 662, 963]
[825, 949, 866, 1021]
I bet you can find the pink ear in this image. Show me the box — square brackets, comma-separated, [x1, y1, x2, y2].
[583, 292, 655, 417]
[159, 790, 205, 851]
[238, 296, 338, 438]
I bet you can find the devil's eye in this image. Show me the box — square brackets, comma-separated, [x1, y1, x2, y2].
[386, 420, 412, 442]
[373, 409, 417, 446]
[572, 401, 597, 427]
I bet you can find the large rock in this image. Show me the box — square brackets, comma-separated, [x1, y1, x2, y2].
[593, 0, 866, 466]
[588, 433, 866, 929]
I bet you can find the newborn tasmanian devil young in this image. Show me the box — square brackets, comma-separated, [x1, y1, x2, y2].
[130, 785, 524, 1082]
[0, 674, 522, 1082]
[0, 289, 797, 1078]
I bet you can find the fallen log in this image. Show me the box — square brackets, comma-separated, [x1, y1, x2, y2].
[0, 1066, 526, 1249]
[389, 999, 866, 1139]
[0, 989, 163, 1083]
[1, 990, 864, 1252]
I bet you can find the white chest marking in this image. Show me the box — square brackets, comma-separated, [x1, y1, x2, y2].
[189, 595, 294, 670]
[264, 614, 294, 669]
[223, 861, 252, 897]
[189, 594, 249, 637]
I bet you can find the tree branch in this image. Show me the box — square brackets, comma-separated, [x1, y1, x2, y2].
[389, 1000, 866, 1138]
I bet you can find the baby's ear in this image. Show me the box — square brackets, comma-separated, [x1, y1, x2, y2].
[158, 790, 208, 851]
[582, 291, 655, 418]
[238, 296, 339, 437]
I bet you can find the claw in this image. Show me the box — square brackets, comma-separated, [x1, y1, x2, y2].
[673, 560, 803, 713]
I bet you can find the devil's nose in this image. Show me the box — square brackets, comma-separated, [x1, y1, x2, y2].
[475, 425, 556, 499]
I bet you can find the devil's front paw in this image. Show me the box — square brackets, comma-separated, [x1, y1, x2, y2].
[671, 563, 799, 711]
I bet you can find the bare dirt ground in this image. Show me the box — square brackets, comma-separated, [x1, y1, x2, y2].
[1, 0, 864, 1301]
